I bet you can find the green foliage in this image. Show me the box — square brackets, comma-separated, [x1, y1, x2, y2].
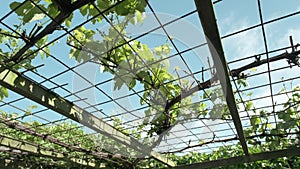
[10, 1, 47, 23]
[115, 0, 147, 16]
[1, 0, 300, 168]
[0, 26, 39, 70]
[0, 86, 8, 101]
[138, 145, 300, 168]
[0, 110, 135, 168]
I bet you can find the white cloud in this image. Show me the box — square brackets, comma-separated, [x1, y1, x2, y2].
[221, 18, 263, 62]
[277, 28, 300, 51]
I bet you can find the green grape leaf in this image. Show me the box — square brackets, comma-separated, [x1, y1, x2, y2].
[129, 79, 136, 90]
[10, 1, 33, 16]
[250, 116, 261, 126]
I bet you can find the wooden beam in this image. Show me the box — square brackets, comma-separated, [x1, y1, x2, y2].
[194, 0, 249, 155]
[0, 65, 175, 167]
[164, 146, 300, 169]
